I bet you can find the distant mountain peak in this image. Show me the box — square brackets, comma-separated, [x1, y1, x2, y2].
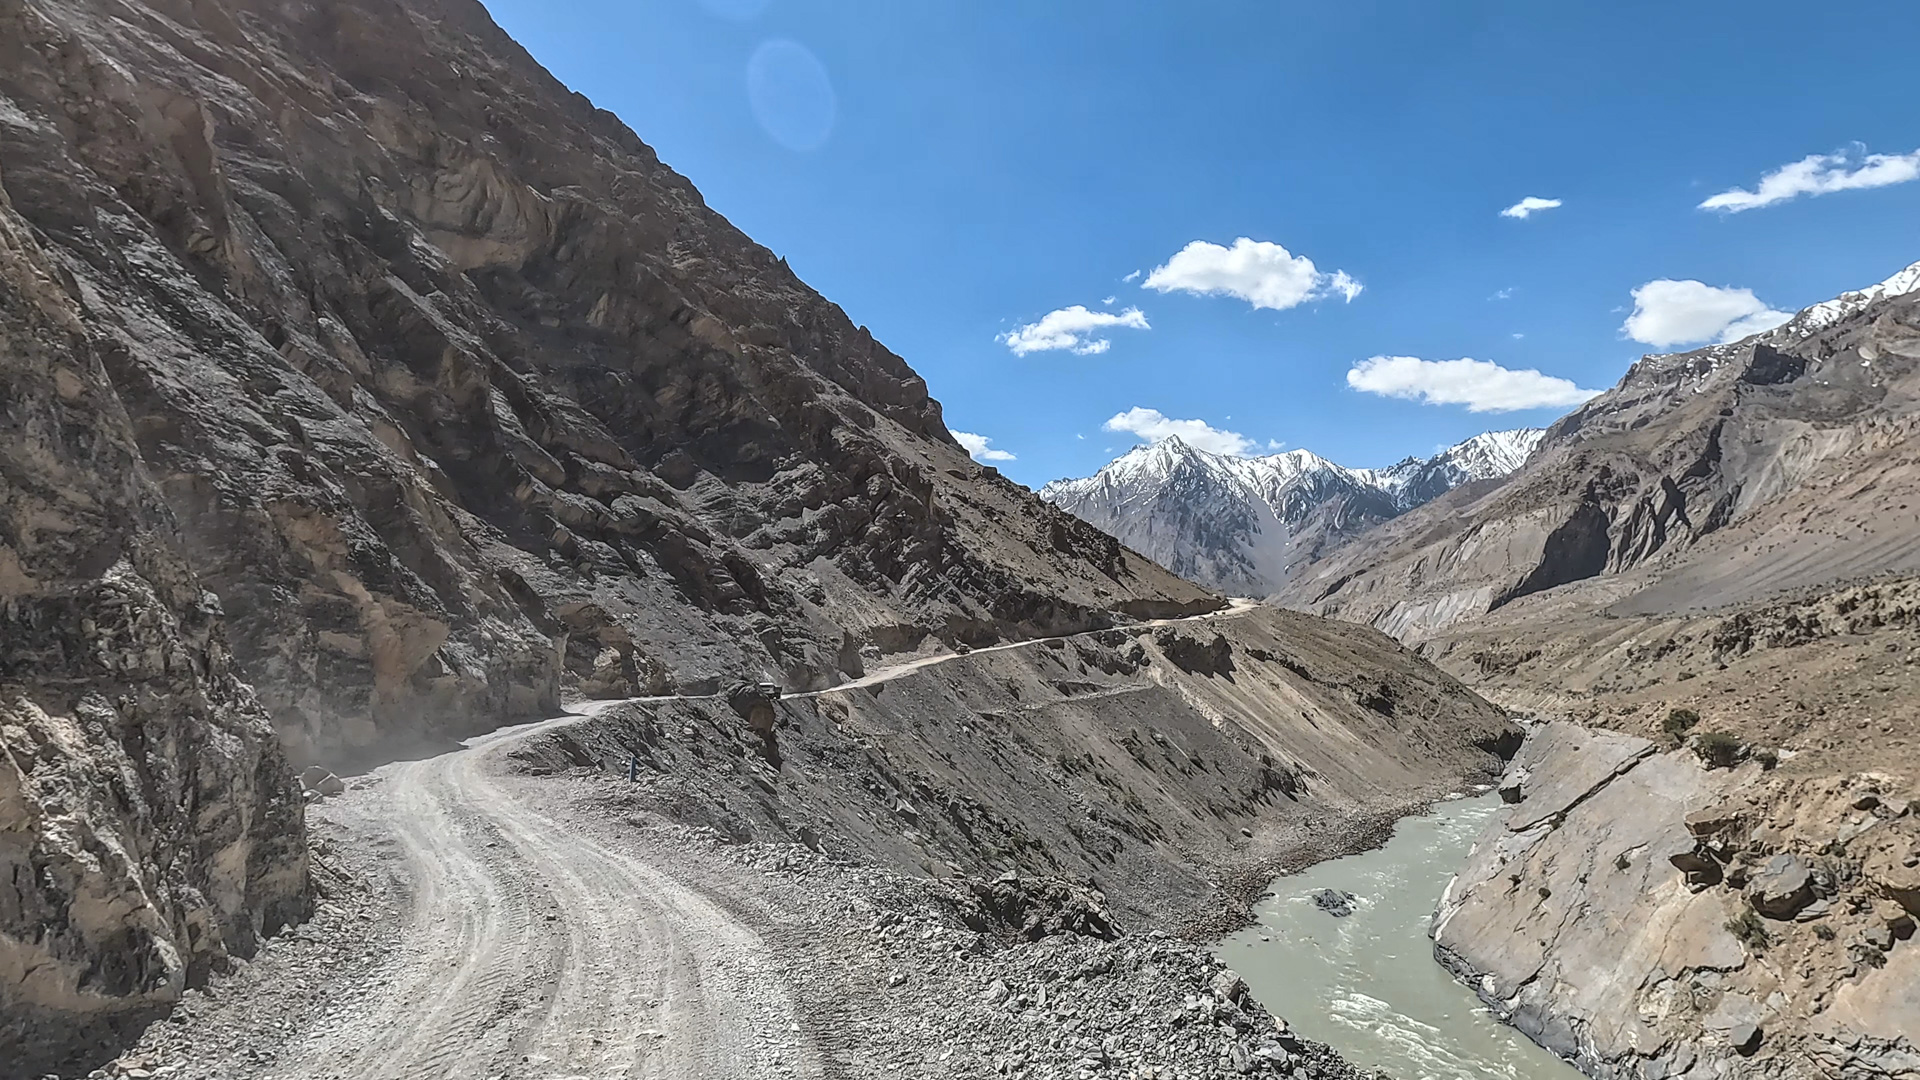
[1041, 428, 1544, 595]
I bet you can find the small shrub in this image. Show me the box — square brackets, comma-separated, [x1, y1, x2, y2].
[1813, 923, 1836, 941]
[1694, 731, 1743, 769]
[1754, 748, 1779, 771]
[1663, 708, 1702, 742]
[1615, 853, 1632, 871]
[1726, 909, 1770, 952]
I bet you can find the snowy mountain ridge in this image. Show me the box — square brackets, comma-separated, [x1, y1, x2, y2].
[1039, 429, 1545, 595]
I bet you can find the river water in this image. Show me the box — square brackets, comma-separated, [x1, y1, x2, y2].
[1218, 795, 1584, 1080]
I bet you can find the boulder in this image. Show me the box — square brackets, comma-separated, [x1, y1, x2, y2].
[967, 875, 1120, 941]
[1210, 968, 1249, 1005]
[1876, 900, 1916, 940]
[1863, 833, 1920, 918]
[724, 682, 780, 736]
[1749, 853, 1814, 919]
[1312, 889, 1358, 917]
[1669, 843, 1724, 890]
[1498, 763, 1531, 804]
[300, 765, 348, 797]
[1683, 804, 1743, 838]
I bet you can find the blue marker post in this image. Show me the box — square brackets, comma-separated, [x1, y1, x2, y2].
[628, 754, 639, 782]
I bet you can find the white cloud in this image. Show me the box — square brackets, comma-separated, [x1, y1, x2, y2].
[1700, 146, 1920, 212]
[1101, 295, 1117, 305]
[1121, 270, 1142, 283]
[1102, 407, 1256, 456]
[1621, 279, 1792, 347]
[1141, 238, 1361, 311]
[1346, 356, 1600, 413]
[997, 305, 1149, 355]
[952, 430, 1015, 462]
[1491, 287, 1514, 301]
[1500, 196, 1563, 219]
[1511, 332, 1525, 339]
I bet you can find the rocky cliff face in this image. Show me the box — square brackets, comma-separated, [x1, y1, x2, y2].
[0, 160, 308, 1072]
[1436, 723, 1918, 1080]
[0, 0, 1213, 768]
[1039, 430, 1543, 597]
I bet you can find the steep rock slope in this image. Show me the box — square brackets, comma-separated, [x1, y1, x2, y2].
[1280, 263, 1920, 639]
[1, 164, 308, 1073]
[516, 605, 1520, 929]
[1437, 724, 1918, 1080]
[1040, 430, 1543, 596]
[0, 0, 1213, 767]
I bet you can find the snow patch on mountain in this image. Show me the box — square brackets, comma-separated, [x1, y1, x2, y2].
[1040, 429, 1545, 595]
[1772, 259, 1920, 339]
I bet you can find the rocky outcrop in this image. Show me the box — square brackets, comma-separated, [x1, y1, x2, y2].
[1, 165, 308, 1073]
[1434, 722, 1919, 1079]
[0, 0, 1214, 769]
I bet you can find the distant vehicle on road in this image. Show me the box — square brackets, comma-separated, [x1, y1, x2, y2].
[754, 681, 783, 699]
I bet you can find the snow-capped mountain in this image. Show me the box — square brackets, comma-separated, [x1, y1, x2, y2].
[1038, 429, 1544, 595]
[1361, 427, 1546, 510]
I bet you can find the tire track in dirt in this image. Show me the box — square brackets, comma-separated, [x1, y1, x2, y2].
[271, 712, 815, 1080]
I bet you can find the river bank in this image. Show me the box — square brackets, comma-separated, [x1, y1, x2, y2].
[1219, 795, 1582, 1080]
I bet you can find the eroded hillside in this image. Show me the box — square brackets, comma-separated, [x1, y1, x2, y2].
[0, 0, 1214, 770]
[1280, 263, 1920, 640]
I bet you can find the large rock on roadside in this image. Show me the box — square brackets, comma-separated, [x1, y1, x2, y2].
[967, 874, 1120, 942]
[299, 765, 348, 798]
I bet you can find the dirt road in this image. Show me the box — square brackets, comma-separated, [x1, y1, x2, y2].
[272, 601, 1256, 1079]
[271, 704, 816, 1080]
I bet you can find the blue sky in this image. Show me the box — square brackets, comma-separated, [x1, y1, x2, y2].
[481, 0, 1920, 486]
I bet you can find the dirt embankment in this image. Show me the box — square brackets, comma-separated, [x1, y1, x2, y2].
[513, 605, 1516, 929]
[1421, 574, 1920, 782]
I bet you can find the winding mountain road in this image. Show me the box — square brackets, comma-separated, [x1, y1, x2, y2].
[277, 600, 1255, 1079]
